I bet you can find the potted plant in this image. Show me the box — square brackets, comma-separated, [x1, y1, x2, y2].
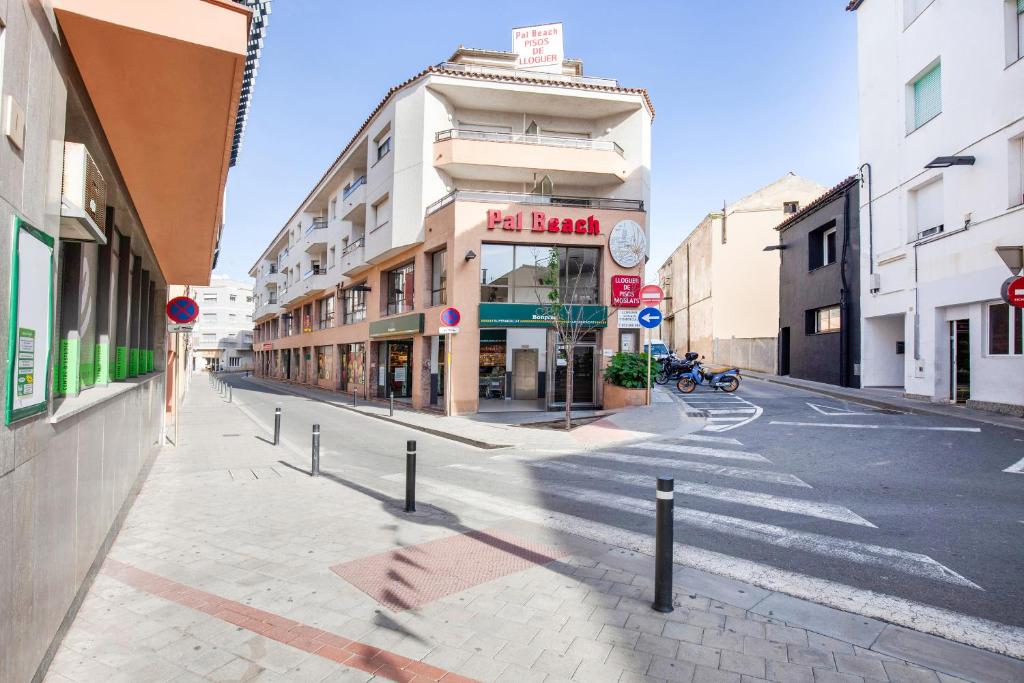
[602, 351, 650, 409]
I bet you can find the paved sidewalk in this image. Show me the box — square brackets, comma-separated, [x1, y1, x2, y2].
[238, 375, 701, 451]
[743, 372, 1024, 431]
[43, 381, 1024, 683]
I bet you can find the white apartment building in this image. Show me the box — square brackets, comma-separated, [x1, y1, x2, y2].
[851, 0, 1024, 414]
[250, 46, 652, 414]
[191, 277, 255, 371]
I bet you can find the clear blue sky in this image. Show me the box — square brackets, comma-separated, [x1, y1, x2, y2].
[219, 0, 858, 282]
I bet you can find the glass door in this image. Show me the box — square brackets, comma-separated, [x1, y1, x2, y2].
[552, 343, 596, 406]
[387, 340, 412, 399]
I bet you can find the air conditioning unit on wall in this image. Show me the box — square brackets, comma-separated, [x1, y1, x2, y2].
[60, 142, 108, 244]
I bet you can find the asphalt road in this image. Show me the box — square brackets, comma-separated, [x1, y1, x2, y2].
[221, 373, 1024, 628]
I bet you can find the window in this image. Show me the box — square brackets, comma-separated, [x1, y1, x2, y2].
[317, 345, 332, 380]
[373, 195, 391, 231]
[911, 177, 944, 239]
[329, 246, 336, 269]
[988, 303, 1023, 355]
[806, 305, 841, 334]
[783, 201, 800, 215]
[808, 223, 838, 270]
[202, 333, 216, 342]
[339, 342, 365, 385]
[203, 312, 217, 322]
[376, 136, 391, 161]
[330, 197, 337, 220]
[910, 62, 941, 131]
[430, 249, 447, 306]
[246, 295, 252, 303]
[229, 356, 241, 368]
[203, 292, 218, 302]
[343, 285, 367, 324]
[230, 294, 237, 302]
[1019, 0, 1024, 59]
[386, 262, 415, 315]
[480, 244, 599, 304]
[317, 295, 335, 329]
[1011, 135, 1024, 207]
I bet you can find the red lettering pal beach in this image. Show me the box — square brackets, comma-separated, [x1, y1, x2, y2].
[611, 275, 642, 307]
[486, 210, 600, 236]
[640, 284, 664, 306]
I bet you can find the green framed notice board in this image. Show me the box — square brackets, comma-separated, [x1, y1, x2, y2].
[5, 216, 55, 424]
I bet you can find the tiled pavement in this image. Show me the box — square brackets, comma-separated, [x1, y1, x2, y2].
[43, 381, 1020, 682]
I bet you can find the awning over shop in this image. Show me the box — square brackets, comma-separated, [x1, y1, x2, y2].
[52, 0, 251, 285]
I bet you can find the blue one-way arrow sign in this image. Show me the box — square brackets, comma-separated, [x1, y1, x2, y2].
[638, 307, 662, 328]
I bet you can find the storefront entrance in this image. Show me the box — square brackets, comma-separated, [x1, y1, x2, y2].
[552, 339, 597, 406]
[376, 339, 413, 399]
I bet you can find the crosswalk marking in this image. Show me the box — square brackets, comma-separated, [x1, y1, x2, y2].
[770, 421, 981, 433]
[678, 434, 743, 445]
[577, 451, 810, 488]
[633, 442, 770, 463]
[526, 460, 874, 526]
[1003, 456, 1024, 474]
[706, 409, 757, 415]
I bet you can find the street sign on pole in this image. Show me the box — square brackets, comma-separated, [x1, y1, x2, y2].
[1001, 275, 1024, 308]
[440, 307, 461, 326]
[167, 323, 194, 334]
[439, 326, 459, 335]
[638, 307, 662, 328]
[640, 285, 664, 307]
[166, 296, 199, 324]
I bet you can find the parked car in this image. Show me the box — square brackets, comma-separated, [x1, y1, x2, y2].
[643, 339, 670, 361]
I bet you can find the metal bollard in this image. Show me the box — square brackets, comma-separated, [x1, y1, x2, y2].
[228, 386, 232, 402]
[652, 477, 674, 613]
[273, 407, 281, 446]
[352, 389, 357, 407]
[405, 440, 416, 512]
[390, 391, 394, 417]
[311, 424, 320, 476]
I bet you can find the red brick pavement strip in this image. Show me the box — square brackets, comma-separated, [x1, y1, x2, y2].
[101, 558, 476, 683]
[330, 528, 570, 611]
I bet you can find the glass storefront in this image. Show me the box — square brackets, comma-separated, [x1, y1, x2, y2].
[316, 345, 332, 380]
[552, 333, 597, 406]
[339, 342, 365, 387]
[479, 330, 507, 400]
[376, 339, 413, 398]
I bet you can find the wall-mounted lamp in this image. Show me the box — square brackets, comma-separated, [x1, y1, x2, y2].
[996, 245, 1024, 275]
[762, 245, 786, 251]
[924, 156, 975, 169]
[351, 284, 372, 292]
[464, 250, 477, 261]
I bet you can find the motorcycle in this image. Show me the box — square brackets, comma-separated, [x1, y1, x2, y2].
[675, 357, 741, 393]
[654, 351, 698, 385]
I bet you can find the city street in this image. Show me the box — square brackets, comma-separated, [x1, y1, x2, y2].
[223, 373, 1024, 637]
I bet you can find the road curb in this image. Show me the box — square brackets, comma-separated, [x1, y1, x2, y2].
[746, 374, 1024, 431]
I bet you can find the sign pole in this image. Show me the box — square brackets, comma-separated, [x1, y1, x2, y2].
[646, 328, 652, 406]
[174, 328, 180, 447]
[446, 332, 453, 416]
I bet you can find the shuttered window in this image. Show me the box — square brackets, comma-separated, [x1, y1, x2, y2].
[913, 63, 941, 130]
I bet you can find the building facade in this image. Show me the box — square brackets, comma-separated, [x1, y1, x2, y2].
[657, 173, 826, 372]
[250, 48, 652, 414]
[776, 176, 862, 387]
[850, 0, 1024, 414]
[0, 2, 264, 681]
[191, 277, 254, 371]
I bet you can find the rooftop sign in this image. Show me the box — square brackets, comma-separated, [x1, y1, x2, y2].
[513, 23, 564, 74]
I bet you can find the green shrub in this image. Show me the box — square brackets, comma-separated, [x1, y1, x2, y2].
[604, 352, 650, 389]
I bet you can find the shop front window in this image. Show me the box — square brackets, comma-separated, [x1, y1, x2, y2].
[339, 342, 365, 385]
[430, 249, 447, 306]
[317, 295, 335, 329]
[479, 330, 507, 400]
[386, 263, 415, 315]
[343, 285, 367, 324]
[317, 345, 332, 380]
[479, 244, 599, 304]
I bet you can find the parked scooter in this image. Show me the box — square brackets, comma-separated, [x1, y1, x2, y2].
[675, 357, 741, 393]
[655, 351, 698, 385]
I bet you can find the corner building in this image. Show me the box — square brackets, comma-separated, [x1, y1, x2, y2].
[251, 48, 652, 414]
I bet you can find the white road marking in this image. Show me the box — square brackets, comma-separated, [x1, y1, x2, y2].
[632, 442, 771, 463]
[527, 460, 875, 526]
[770, 421, 981, 433]
[446, 463, 490, 472]
[399, 477, 1019, 657]
[510, 450, 810, 488]
[677, 391, 763, 432]
[706, 409, 757, 415]
[706, 417, 747, 422]
[678, 434, 743, 445]
[1002, 456, 1024, 474]
[807, 402, 873, 416]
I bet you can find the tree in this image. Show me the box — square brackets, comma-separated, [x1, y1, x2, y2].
[537, 247, 607, 430]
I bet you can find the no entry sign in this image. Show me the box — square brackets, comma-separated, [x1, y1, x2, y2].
[640, 284, 664, 307]
[166, 296, 199, 324]
[1002, 276, 1024, 308]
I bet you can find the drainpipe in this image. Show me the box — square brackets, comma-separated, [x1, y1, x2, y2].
[839, 188, 852, 387]
[859, 163, 874, 274]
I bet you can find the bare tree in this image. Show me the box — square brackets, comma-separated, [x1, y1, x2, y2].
[536, 247, 607, 430]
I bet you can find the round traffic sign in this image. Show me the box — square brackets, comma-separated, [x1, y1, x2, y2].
[1002, 275, 1024, 308]
[640, 284, 664, 306]
[638, 307, 662, 329]
[440, 307, 461, 326]
[166, 296, 199, 324]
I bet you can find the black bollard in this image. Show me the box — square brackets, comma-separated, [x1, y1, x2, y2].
[352, 389, 357, 407]
[405, 440, 416, 512]
[652, 477, 674, 613]
[390, 391, 394, 417]
[311, 424, 320, 476]
[273, 407, 281, 446]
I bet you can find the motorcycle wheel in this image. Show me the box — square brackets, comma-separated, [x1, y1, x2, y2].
[676, 376, 696, 394]
[655, 371, 670, 385]
[719, 376, 739, 393]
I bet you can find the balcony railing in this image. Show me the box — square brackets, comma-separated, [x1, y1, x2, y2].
[435, 61, 618, 88]
[304, 217, 328, 236]
[343, 175, 367, 199]
[302, 265, 326, 280]
[342, 237, 365, 256]
[425, 190, 645, 216]
[435, 129, 623, 156]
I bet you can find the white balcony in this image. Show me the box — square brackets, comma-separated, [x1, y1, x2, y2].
[341, 237, 369, 277]
[340, 176, 367, 221]
[303, 217, 329, 252]
[279, 268, 330, 306]
[253, 300, 281, 321]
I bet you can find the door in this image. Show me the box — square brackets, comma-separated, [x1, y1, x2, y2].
[779, 327, 791, 376]
[949, 320, 970, 403]
[552, 345, 596, 405]
[513, 348, 538, 399]
[380, 340, 412, 399]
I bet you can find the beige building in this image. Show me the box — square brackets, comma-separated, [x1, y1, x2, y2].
[250, 47, 653, 414]
[657, 173, 826, 372]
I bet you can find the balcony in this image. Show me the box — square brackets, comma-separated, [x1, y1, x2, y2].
[436, 61, 618, 88]
[341, 237, 369, 276]
[304, 217, 328, 252]
[341, 175, 367, 221]
[279, 267, 330, 306]
[253, 300, 281, 322]
[426, 190, 645, 216]
[433, 129, 627, 186]
[263, 270, 284, 289]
